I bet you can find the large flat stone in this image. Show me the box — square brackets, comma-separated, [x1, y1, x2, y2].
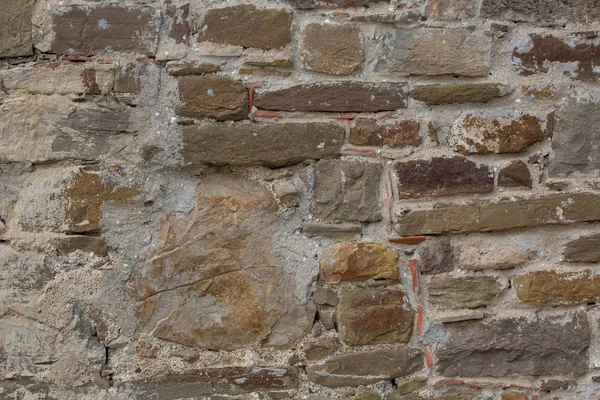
[181, 122, 344, 167]
[0, 0, 34, 57]
[515, 270, 600, 305]
[395, 193, 600, 236]
[427, 275, 504, 309]
[437, 312, 590, 377]
[255, 82, 408, 112]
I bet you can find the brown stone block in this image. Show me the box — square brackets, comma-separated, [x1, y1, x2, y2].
[177, 76, 249, 121]
[301, 24, 364, 75]
[515, 270, 600, 305]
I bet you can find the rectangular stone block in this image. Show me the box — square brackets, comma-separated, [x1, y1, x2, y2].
[181, 123, 344, 168]
[395, 193, 600, 236]
[437, 312, 590, 377]
[424, 0, 476, 20]
[177, 76, 249, 121]
[254, 82, 408, 112]
[283, 0, 386, 7]
[481, 0, 600, 23]
[515, 270, 600, 305]
[301, 23, 364, 75]
[412, 84, 510, 105]
[427, 275, 504, 309]
[564, 233, 600, 263]
[51, 6, 158, 56]
[312, 160, 382, 222]
[351, 118, 421, 148]
[0, 0, 34, 58]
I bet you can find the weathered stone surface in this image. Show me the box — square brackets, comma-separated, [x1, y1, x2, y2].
[514, 35, 600, 80]
[167, 61, 221, 76]
[302, 222, 362, 237]
[114, 62, 147, 94]
[313, 160, 382, 222]
[428, 275, 504, 309]
[304, 338, 340, 360]
[337, 289, 413, 345]
[199, 5, 292, 50]
[51, 236, 108, 257]
[450, 113, 545, 155]
[51, 6, 158, 56]
[351, 118, 421, 148]
[564, 234, 600, 263]
[538, 379, 576, 391]
[312, 287, 339, 307]
[417, 238, 454, 274]
[501, 393, 527, 400]
[395, 193, 600, 235]
[437, 312, 590, 377]
[127, 174, 314, 350]
[319, 242, 398, 284]
[412, 84, 510, 105]
[549, 99, 600, 176]
[498, 160, 532, 188]
[66, 106, 136, 135]
[481, 0, 600, 23]
[254, 82, 408, 112]
[307, 347, 423, 387]
[0, 246, 53, 300]
[116, 367, 298, 399]
[302, 24, 364, 75]
[387, 28, 491, 76]
[0, 0, 34, 58]
[181, 122, 344, 167]
[395, 157, 493, 199]
[177, 76, 249, 121]
[458, 235, 538, 270]
[515, 270, 600, 304]
[283, 0, 385, 7]
[424, 0, 476, 20]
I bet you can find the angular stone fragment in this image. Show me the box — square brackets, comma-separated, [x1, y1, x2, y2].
[450, 113, 545, 155]
[0, 0, 34, 57]
[302, 24, 364, 75]
[313, 160, 382, 222]
[177, 76, 249, 121]
[283, 0, 385, 7]
[127, 174, 313, 350]
[304, 339, 340, 360]
[255, 82, 408, 112]
[51, 6, 158, 56]
[181, 122, 344, 167]
[51, 236, 108, 257]
[387, 28, 491, 76]
[564, 233, 600, 263]
[514, 35, 600, 80]
[458, 235, 538, 270]
[428, 275, 504, 309]
[116, 367, 298, 399]
[412, 84, 510, 105]
[307, 347, 423, 387]
[515, 270, 600, 305]
[199, 5, 293, 50]
[395, 157, 493, 199]
[437, 311, 590, 377]
[312, 287, 339, 307]
[337, 289, 414, 345]
[319, 242, 399, 284]
[351, 118, 421, 148]
[424, 0, 476, 20]
[549, 99, 600, 176]
[498, 160, 532, 188]
[395, 193, 600, 236]
[481, 0, 600, 23]
[417, 237, 453, 274]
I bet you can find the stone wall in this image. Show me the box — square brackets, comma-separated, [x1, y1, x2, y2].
[1, 0, 600, 399]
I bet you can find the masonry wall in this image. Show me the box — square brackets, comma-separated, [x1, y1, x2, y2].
[1, 0, 600, 399]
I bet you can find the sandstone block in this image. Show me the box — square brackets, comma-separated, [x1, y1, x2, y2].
[304, 339, 340, 360]
[395, 157, 493, 199]
[395, 193, 600, 235]
[481, 0, 600, 23]
[177, 76, 249, 121]
[498, 161, 532, 188]
[514, 35, 600, 80]
[181, 122, 344, 167]
[515, 270, 600, 305]
[319, 242, 399, 284]
[199, 5, 292, 50]
[312, 160, 382, 222]
[307, 347, 423, 387]
[427, 275, 504, 309]
[337, 289, 414, 345]
[564, 233, 600, 263]
[437, 311, 590, 377]
[549, 99, 600, 176]
[457, 235, 538, 270]
[0, 0, 35, 58]
[312, 288, 339, 306]
[450, 113, 545, 155]
[351, 118, 421, 148]
[301, 24, 364, 75]
[51, 6, 158, 56]
[412, 84, 510, 105]
[417, 238, 454, 274]
[254, 82, 408, 112]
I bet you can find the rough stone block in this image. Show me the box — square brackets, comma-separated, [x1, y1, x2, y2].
[177, 76, 249, 121]
[424, 0, 476, 20]
[564, 233, 600, 263]
[320, 242, 398, 283]
[312, 160, 382, 222]
[427, 275, 504, 309]
[351, 118, 421, 148]
[412, 84, 510, 105]
[481, 0, 600, 23]
[0, 0, 35, 58]
[515, 270, 600, 305]
[301, 23, 364, 75]
[417, 238, 454, 275]
[498, 161, 532, 188]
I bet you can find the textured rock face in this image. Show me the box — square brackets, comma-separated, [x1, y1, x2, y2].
[319, 242, 398, 283]
[301, 24, 364, 75]
[177, 76, 249, 121]
[427, 275, 504, 309]
[417, 238, 454, 275]
[564, 234, 600, 263]
[412, 84, 509, 105]
[437, 312, 590, 377]
[514, 270, 600, 304]
[0, 0, 34, 58]
[127, 174, 314, 350]
[481, 0, 600, 23]
[351, 118, 421, 148]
